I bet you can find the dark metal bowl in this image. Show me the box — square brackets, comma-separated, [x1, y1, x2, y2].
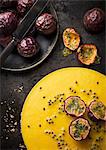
[0, 3, 59, 71]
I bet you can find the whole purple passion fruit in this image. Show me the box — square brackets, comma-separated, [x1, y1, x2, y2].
[1, 0, 18, 8]
[17, 37, 39, 57]
[69, 118, 91, 141]
[83, 8, 105, 33]
[64, 96, 86, 117]
[17, 0, 35, 15]
[88, 100, 106, 121]
[0, 11, 18, 37]
[35, 13, 57, 35]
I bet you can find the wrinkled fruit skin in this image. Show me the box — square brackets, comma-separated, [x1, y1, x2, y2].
[36, 13, 57, 35]
[17, 37, 39, 57]
[83, 8, 105, 33]
[0, 0, 18, 8]
[0, 11, 18, 37]
[17, 0, 35, 15]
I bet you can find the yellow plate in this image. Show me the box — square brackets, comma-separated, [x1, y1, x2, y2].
[21, 67, 106, 150]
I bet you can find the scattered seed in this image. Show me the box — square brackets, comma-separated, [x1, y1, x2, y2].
[43, 108, 46, 111]
[97, 82, 99, 85]
[75, 81, 78, 84]
[40, 87, 42, 89]
[39, 124, 41, 127]
[43, 96, 46, 99]
[27, 125, 30, 128]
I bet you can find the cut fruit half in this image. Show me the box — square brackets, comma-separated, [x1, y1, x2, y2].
[88, 100, 106, 121]
[69, 118, 91, 141]
[64, 96, 86, 117]
[77, 44, 97, 65]
[63, 28, 80, 51]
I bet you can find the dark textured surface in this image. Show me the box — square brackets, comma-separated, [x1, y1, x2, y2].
[0, 1, 105, 150]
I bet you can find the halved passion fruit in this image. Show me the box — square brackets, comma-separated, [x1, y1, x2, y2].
[63, 28, 80, 51]
[88, 100, 106, 121]
[69, 118, 91, 141]
[77, 44, 97, 65]
[64, 96, 86, 117]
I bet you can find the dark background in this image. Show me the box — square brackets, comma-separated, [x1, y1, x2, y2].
[0, 0, 105, 150]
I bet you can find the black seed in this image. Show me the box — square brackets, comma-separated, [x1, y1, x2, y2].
[74, 91, 76, 93]
[60, 100, 62, 102]
[43, 96, 46, 99]
[49, 103, 51, 106]
[75, 81, 78, 84]
[97, 82, 99, 85]
[72, 90, 74, 92]
[39, 124, 41, 127]
[27, 125, 30, 128]
[87, 93, 89, 95]
[43, 108, 45, 111]
[69, 88, 71, 90]
[54, 116, 57, 118]
[45, 131, 48, 133]
[93, 92, 96, 95]
[89, 90, 92, 92]
[83, 90, 86, 92]
[93, 96, 95, 98]
[40, 87, 42, 89]
[96, 96, 99, 99]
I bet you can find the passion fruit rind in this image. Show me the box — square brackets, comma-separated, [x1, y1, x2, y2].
[88, 100, 106, 121]
[63, 28, 80, 51]
[0, 11, 18, 37]
[77, 44, 97, 65]
[83, 8, 105, 33]
[69, 118, 91, 141]
[17, 36, 39, 57]
[35, 13, 57, 35]
[64, 96, 86, 117]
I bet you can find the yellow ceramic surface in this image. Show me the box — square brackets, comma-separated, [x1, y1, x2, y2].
[21, 67, 106, 150]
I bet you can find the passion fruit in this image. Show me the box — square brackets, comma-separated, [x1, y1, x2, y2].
[17, 36, 39, 57]
[17, 0, 35, 15]
[0, 11, 18, 37]
[64, 96, 86, 117]
[69, 118, 91, 141]
[88, 100, 106, 121]
[35, 13, 57, 35]
[63, 28, 80, 51]
[83, 8, 105, 33]
[77, 44, 97, 65]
